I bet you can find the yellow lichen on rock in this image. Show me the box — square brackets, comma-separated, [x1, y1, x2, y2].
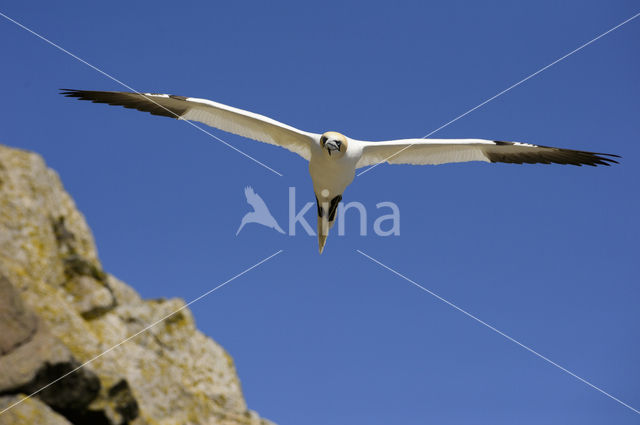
[0, 144, 275, 425]
[0, 395, 73, 425]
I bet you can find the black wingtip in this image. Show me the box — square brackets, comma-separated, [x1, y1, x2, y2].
[58, 89, 189, 119]
[60, 89, 86, 98]
[489, 140, 621, 167]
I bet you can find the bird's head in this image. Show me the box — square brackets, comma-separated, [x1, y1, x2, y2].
[320, 132, 348, 159]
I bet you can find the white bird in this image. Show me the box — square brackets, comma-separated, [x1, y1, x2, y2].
[61, 89, 619, 253]
[236, 186, 285, 236]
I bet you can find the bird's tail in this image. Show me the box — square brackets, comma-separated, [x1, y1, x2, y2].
[317, 216, 330, 254]
[316, 194, 342, 254]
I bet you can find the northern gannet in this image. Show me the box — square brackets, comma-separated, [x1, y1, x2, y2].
[61, 90, 619, 253]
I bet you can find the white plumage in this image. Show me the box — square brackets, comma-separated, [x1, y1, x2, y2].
[61, 89, 619, 253]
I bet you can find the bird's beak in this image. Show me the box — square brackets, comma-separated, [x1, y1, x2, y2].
[326, 140, 341, 156]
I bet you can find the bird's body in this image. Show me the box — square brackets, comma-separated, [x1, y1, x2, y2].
[308, 132, 360, 250]
[62, 89, 619, 253]
[309, 137, 357, 199]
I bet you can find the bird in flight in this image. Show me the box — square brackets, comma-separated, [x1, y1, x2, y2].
[236, 186, 284, 236]
[61, 89, 619, 253]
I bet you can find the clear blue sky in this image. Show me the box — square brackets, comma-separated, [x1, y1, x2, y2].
[1, 1, 639, 424]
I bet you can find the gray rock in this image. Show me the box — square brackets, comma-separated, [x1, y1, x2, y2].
[0, 142, 275, 424]
[0, 274, 37, 356]
[0, 274, 73, 393]
[0, 395, 73, 425]
[62, 275, 116, 320]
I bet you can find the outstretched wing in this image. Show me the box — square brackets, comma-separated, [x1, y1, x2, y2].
[61, 89, 317, 160]
[356, 138, 619, 168]
[244, 186, 270, 212]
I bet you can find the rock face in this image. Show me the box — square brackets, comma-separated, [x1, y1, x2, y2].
[0, 144, 273, 425]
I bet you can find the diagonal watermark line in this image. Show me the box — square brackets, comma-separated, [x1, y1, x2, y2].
[0, 249, 283, 416]
[356, 249, 640, 415]
[0, 10, 283, 177]
[357, 11, 640, 177]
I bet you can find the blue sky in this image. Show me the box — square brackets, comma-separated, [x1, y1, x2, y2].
[1, 1, 639, 424]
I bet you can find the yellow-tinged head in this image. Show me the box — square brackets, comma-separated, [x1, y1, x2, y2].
[320, 131, 348, 159]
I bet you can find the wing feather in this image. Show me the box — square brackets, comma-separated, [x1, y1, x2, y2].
[356, 138, 619, 168]
[61, 89, 316, 160]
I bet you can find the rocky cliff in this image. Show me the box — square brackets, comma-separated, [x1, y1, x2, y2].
[0, 144, 274, 425]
